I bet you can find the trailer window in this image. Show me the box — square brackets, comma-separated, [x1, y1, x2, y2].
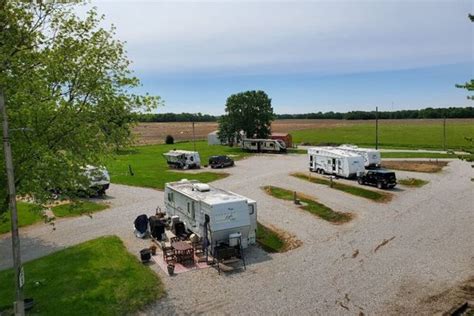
[190, 156, 194, 161]
[187, 202, 190, 214]
[249, 204, 254, 215]
[191, 202, 195, 219]
[310, 156, 313, 161]
[167, 192, 174, 202]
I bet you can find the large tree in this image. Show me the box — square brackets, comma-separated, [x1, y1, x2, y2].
[0, 2, 159, 211]
[218, 90, 274, 144]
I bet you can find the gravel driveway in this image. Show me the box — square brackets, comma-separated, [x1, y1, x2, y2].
[1, 154, 472, 315]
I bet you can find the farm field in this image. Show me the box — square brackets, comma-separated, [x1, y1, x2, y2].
[291, 119, 474, 150]
[106, 141, 249, 189]
[134, 118, 474, 151]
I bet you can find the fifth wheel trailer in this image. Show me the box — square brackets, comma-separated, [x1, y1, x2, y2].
[308, 147, 365, 178]
[164, 179, 257, 250]
[338, 145, 381, 168]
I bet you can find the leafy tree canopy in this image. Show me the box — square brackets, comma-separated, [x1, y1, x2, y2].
[218, 90, 274, 143]
[0, 2, 159, 211]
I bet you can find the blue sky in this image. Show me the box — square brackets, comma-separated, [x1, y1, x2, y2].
[89, 1, 473, 114]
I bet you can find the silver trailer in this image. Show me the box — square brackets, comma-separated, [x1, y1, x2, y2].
[338, 144, 381, 168]
[163, 150, 201, 169]
[308, 147, 365, 178]
[241, 138, 286, 153]
[164, 180, 257, 250]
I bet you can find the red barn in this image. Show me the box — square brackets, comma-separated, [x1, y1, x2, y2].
[271, 133, 293, 148]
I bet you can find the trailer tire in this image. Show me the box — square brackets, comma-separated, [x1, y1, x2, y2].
[358, 178, 364, 185]
[377, 182, 383, 189]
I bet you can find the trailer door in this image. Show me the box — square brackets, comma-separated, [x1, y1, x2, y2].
[332, 158, 336, 171]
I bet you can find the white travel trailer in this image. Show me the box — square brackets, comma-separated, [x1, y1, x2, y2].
[163, 150, 201, 169]
[308, 147, 365, 178]
[338, 144, 381, 168]
[164, 179, 257, 250]
[241, 138, 286, 153]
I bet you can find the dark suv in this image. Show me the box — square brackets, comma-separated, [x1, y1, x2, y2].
[358, 169, 397, 189]
[208, 155, 234, 168]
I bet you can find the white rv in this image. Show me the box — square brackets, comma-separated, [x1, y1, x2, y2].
[164, 180, 257, 250]
[163, 150, 200, 169]
[308, 147, 365, 178]
[338, 145, 381, 168]
[241, 138, 286, 153]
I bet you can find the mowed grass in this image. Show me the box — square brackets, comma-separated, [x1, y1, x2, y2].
[291, 120, 474, 150]
[52, 201, 109, 218]
[0, 202, 44, 234]
[107, 141, 249, 190]
[263, 186, 352, 223]
[291, 172, 391, 202]
[381, 152, 465, 159]
[0, 236, 164, 315]
[398, 178, 429, 187]
[256, 222, 285, 253]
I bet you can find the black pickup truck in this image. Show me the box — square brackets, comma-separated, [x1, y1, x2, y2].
[208, 155, 235, 168]
[357, 169, 397, 189]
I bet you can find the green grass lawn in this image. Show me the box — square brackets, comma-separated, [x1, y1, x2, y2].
[0, 236, 164, 315]
[107, 141, 249, 190]
[52, 201, 109, 218]
[0, 202, 44, 234]
[398, 178, 429, 187]
[256, 222, 284, 253]
[381, 152, 466, 159]
[263, 185, 352, 223]
[291, 172, 391, 202]
[291, 121, 474, 150]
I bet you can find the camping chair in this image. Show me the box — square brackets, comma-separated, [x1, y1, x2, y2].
[170, 236, 180, 244]
[163, 246, 176, 264]
[192, 237, 204, 256]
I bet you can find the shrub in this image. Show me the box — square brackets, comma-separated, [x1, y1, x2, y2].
[165, 135, 174, 144]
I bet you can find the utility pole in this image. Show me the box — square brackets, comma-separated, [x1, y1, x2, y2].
[443, 116, 447, 151]
[375, 106, 379, 150]
[192, 120, 196, 152]
[0, 89, 25, 316]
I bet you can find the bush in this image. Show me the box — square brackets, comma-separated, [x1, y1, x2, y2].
[165, 135, 174, 144]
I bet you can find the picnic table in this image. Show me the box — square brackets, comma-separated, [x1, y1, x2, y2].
[172, 241, 194, 263]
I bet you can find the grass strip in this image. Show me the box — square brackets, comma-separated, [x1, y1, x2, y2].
[0, 236, 164, 315]
[291, 172, 391, 202]
[263, 186, 352, 223]
[398, 178, 429, 187]
[256, 222, 285, 252]
[52, 201, 109, 218]
[0, 202, 44, 234]
[381, 160, 448, 173]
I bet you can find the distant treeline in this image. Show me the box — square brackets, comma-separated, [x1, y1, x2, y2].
[276, 107, 474, 120]
[137, 112, 218, 122]
[136, 107, 474, 122]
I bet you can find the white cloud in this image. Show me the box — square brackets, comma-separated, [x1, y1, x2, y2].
[82, 0, 472, 76]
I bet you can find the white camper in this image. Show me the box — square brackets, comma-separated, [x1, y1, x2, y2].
[164, 180, 257, 250]
[163, 150, 200, 169]
[241, 138, 287, 153]
[308, 147, 365, 178]
[338, 144, 381, 168]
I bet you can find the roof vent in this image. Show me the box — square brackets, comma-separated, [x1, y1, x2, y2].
[193, 183, 210, 192]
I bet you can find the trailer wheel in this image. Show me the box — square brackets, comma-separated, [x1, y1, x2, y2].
[358, 178, 364, 185]
[377, 182, 383, 189]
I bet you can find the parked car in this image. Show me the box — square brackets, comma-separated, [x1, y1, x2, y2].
[357, 169, 397, 189]
[208, 155, 234, 168]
